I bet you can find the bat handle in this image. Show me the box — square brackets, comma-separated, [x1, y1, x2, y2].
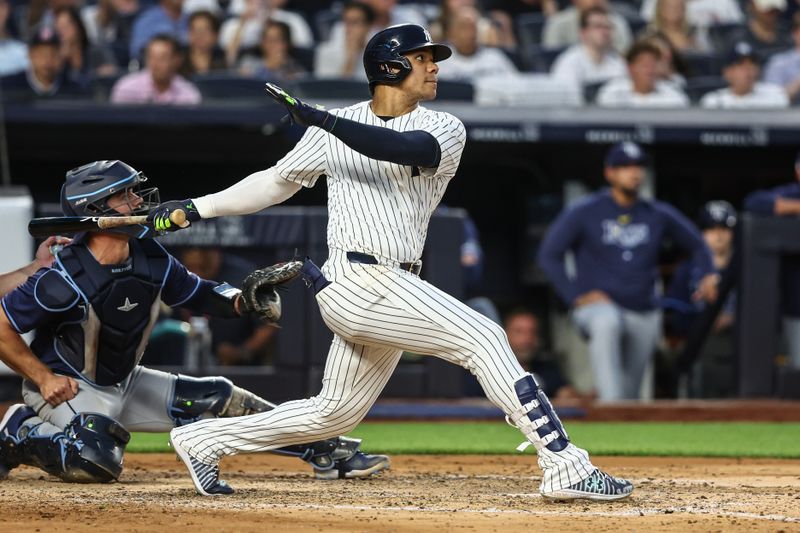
[169, 209, 187, 227]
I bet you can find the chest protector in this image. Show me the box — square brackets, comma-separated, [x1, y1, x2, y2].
[56, 240, 169, 386]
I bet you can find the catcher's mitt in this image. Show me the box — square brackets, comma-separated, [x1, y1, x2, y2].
[240, 260, 303, 323]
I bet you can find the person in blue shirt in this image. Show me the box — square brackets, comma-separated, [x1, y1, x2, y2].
[0, 160, 388, 490]
[129, 0, 188, 62]
[537, 142, 717, 401]
[744, 150, 800, 370]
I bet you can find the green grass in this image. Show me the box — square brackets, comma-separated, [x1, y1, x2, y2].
[129, 421, 800, 458]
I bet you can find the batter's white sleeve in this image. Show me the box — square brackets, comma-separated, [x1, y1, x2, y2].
[415, 111, 467, 179]
[192, 167, 302, 219]
[274, 126, 329, 188]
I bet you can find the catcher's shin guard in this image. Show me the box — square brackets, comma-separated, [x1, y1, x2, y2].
[15, 413, 130, 483]
[170, 375, 274, 425]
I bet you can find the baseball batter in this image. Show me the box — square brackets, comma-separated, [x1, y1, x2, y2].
[0, 160, 389, 486]
[151, 23, 633, 501]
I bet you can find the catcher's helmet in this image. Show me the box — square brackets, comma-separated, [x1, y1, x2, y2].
[363, 23, 451, 91]
[60, 160, 160, 238]
[699, 200, 737, 230]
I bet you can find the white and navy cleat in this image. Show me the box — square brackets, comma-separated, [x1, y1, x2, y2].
[169, 430, 233, 496]
[541, 468, 634, 501]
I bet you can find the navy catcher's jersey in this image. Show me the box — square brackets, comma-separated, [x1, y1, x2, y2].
[1, 241, 204, 384]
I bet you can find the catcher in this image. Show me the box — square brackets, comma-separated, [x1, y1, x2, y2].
[0, 160, 389, 485]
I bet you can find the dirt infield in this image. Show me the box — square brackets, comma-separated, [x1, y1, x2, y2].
[1, 454, 798, 532]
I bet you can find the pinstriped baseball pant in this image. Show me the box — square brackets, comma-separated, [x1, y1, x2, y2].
[173, 252, 596, 491]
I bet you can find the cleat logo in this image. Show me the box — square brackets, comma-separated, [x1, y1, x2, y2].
[584, 476, 604, 493]
[117, 298, 139, 312]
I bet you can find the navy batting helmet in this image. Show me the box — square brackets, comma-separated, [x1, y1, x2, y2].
[699, 200, 737, 230]
[363, 24, 451, 91]
[60, 160, 160, 238]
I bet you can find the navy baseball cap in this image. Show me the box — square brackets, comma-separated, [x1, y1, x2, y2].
[605, 142, 646, 168]
[699, 200, 737, 230]
[724, 41, 758, 67]
[29, 25, 60, 47]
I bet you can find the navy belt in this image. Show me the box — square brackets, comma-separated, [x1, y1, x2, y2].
[346, 251, 421, 275]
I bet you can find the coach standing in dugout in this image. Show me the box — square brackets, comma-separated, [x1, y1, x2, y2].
[744, 150, 800, 370]
[537, 142, 717, 401]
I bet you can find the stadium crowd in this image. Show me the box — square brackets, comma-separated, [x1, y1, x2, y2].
[3, 0, 800, 106]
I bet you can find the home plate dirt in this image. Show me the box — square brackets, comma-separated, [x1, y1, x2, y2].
[1, 455, 798, 532]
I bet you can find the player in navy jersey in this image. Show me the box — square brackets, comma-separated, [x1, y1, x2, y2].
[538, 142, 717, 401]
[0, 160, 388, 487]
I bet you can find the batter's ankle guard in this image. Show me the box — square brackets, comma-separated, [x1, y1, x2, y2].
[507, 374, 570, 453]
[273, 436, 360, 471]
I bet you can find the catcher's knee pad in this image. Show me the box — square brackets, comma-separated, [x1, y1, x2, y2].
[507, 374, 570, 453]
[273, 436, 360, 471]
[21, 413, 130, 483]
[170, 375, 274, 425]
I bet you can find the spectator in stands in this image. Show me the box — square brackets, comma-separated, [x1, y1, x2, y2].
[220, 0, 313, 67]
[504, 309, 581, 399]
[596, 40, 690, 107]
[640, 0, 744, 29]
[646, 0, 711, 52]
[437, 6, 518, 82]
[0, 26, 83, 98]
[111, 34, 201, 104]
[431, 0, 516, 49]
[543, 0, 633, 54]
[15, 0, 79, 41]
[729, 0, 793, 56]
[54, 7, 117, 86]
[537, 142, 716, 400]
[178, 247, 275, 365]
[0, 0, 28, 76]
[664, 200, 737, 337]
[238, 19, 306, 81]
[764, 12, 800, 102]
[80, 0, 139, 67]
[641, 31, 689, 86]
[550, 7, 627, 91]
[701, 41, 789, 107]
[129, 0, 187, 62]
[179, 10, 225, 77]
[744, 150, 800, 370]
[314, 1, 374, 80]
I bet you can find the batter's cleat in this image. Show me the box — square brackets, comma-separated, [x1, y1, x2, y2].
[169, 431, 233, 496]
[0, 404, 35, 480]
[314, 451, 391, 480]
[541, 469, 634, 501]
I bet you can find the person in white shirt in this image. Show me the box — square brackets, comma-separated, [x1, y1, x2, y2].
[701, 41, 789, 108]
[314, 1, 374, 80]
[640, 0, 743, 28]
[543, 0, 633, 54]
[551, 6, 627, 89]
[764, 12, 800, 102]
[438, 6, 518, 81]
[596, 40, 690, 107]
[0, 0, 28, 76]
[219, 0, 313, 65]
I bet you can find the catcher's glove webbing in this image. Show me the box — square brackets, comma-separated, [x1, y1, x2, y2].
[239, 260, 303, 323]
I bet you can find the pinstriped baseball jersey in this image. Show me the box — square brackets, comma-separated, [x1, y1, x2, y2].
[275, 101, 466, 263]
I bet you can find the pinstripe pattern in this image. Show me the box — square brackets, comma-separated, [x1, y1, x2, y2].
[170, 101, 597, 493]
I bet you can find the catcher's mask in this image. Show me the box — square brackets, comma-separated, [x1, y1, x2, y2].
[60, 160, 160, 239]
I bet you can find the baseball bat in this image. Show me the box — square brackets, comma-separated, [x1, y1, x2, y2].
[28, 209, 186, 237]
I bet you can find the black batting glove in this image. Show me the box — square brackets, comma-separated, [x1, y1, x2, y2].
[147, 199, 201, 233]
[264, 83, 337, 131]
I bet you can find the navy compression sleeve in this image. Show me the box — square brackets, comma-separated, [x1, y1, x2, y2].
[328, 117, 442, 168]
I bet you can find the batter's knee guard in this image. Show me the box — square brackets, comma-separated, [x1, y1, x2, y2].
[20, 413, 130, 483]
[169, 375, 274, 426]
[272, 436, 360, 471]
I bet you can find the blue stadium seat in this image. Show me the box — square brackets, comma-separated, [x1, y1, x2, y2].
[193, 74, 269, 101]
[435, 80, 474, 102]
[293, 47, 315, 72]
[522, 45, 568, 73]
[683, 52, 722, 78]
[91, 74, 123, 102]
[583, 81, 605, 105]
[516, 13, 547, 53]
[707, 23, 746, 52]
[684, 76, 728, 103]
[314, 7, 341, 43]
[292, 78, 372, 100]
